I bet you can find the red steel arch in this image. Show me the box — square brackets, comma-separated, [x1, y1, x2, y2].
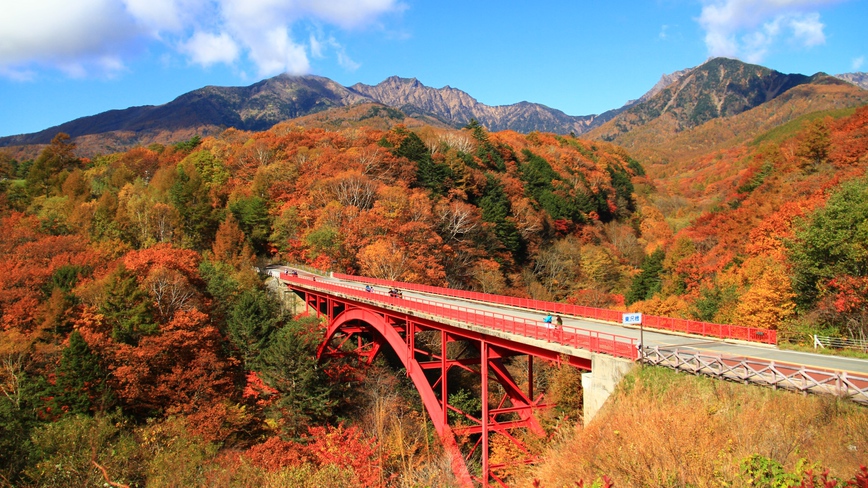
[282, 274, 608, 486]
[320, 307, 472, 485]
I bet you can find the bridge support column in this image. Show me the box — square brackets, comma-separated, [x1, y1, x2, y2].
[582, 353, 634, 424]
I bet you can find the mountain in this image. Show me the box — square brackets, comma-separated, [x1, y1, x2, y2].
[623, 67, 693, 107]
[586, 59, 868, 191]
[835, 72, 868, 90]
[3, 58, 866, 158]
[349, 76, 599, 134]
[0, 75, 369, 148]
[0, 75, 601, 154]
[588, 58, 868, 151]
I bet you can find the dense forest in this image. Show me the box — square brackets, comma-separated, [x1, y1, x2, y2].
[0, 103, 867, 485]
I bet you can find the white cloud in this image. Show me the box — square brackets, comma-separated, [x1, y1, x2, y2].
[309, 34, 325, 59]
[0, 0, 402, 79]
[853, 56, 865, 71]
[245, 27, 310, 76]
[335, 46, 361, 71]
[181, 31, 240, 67]
[0, 1, 140, 69]
[698, 0, 836, 62]
[789, 12, 825, 46]
[309, 33, 360, 71]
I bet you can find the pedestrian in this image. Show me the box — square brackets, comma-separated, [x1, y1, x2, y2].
[543, 313, 553, 328]
[555, 315, 563, 327]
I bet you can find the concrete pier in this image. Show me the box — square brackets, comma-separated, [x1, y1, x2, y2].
[582, 353, 635, 424]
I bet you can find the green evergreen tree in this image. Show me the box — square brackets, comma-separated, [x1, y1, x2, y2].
[169, 163, 221, 250]
[255, 317, 334, 433]
[0, 357, 39, 480]
[625, 248, 666, 305]
[100, 265, 157, 346]
[465, 119, 506, 171]
[199, 259, 242, 318]
[479, 174, 523, 259]
[229, 196, 272, 255]
[394, 129, 452, 195]
[226, 288, 279, 365]
[606, 163, 637, 218]
[53, 331, 112, 415]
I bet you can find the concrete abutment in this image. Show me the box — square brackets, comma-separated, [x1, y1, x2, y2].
[582, 353, 635, 424]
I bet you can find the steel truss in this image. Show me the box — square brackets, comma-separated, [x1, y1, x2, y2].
[294, 285, 583, 487]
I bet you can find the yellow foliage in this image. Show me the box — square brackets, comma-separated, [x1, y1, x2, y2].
[633, 295, 690, 319]
[732, 257, 795, 330]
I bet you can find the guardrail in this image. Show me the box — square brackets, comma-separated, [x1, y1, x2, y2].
[814, 335, 868, 351]
[280, 272, 638, 360]
[332, 273, 777, 345]
[643, 346, 868, 405]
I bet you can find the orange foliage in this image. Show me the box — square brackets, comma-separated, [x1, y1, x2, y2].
[123, 243, 201, 282]
[0, 212, 103, 331]
[77, 307, 236, 416]
[245, 425, 380, 486]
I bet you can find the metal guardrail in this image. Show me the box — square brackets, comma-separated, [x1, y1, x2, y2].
[332, 273, 777, 345]
[814, 335, 868, 351]
[643, 346, 868, 405]
[280, 272, 638, 360]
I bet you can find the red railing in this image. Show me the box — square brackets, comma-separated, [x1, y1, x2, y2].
[280, 272, 638, 360]
[332, 273, 777, 345]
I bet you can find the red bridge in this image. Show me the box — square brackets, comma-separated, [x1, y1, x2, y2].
[276, 269, 868, 487]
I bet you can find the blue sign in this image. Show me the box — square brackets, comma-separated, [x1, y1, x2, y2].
[622, 313, 643, 325]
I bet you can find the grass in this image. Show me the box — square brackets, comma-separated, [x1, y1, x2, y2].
[778, 342, 868, 360]
[749, 106, 858, 147]
[522, 365, 868, 487]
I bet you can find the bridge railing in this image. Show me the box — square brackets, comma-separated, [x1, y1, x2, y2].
[644, 346, 868, 405]
[332, 273, 777, 345]
[281, 273, 638, 360]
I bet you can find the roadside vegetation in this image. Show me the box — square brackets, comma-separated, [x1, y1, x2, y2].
[525, 366, 868, 487]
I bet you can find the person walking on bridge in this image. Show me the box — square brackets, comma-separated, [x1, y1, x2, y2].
[554, 315, 563, 341]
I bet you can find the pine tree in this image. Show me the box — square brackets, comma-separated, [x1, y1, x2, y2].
[53, 331, 112, 414]
[100, 264, 157, 345]
[226, 289, 279, 365]
[255, 317, 334, 434]
[480, 174, 523, 258]
[626, 248, 666, 305]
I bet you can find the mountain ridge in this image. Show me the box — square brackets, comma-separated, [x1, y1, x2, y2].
[1, 58, 866, 157]
[589, 58, 867, 148]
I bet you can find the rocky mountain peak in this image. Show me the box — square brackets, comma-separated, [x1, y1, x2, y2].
[835, 72, 868, 90]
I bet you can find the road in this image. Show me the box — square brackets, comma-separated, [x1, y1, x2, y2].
[272, 267, 868, 376]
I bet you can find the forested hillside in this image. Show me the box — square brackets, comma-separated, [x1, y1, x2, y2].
[628, 105, 868, 341]
[1, 95, 867, 485]
[0, 120, 645, 486]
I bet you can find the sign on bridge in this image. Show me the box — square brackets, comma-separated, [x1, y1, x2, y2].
[622, 313, 643, 325]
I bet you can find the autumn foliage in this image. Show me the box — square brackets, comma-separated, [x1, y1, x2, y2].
[0, 100, 867, 485]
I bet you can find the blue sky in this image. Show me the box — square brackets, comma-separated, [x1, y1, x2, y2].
[1, 0, 865, 138]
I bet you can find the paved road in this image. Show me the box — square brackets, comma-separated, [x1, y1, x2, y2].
[280, 268, 868, 376]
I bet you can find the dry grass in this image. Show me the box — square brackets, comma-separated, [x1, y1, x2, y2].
[523, 366, 868, 487]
